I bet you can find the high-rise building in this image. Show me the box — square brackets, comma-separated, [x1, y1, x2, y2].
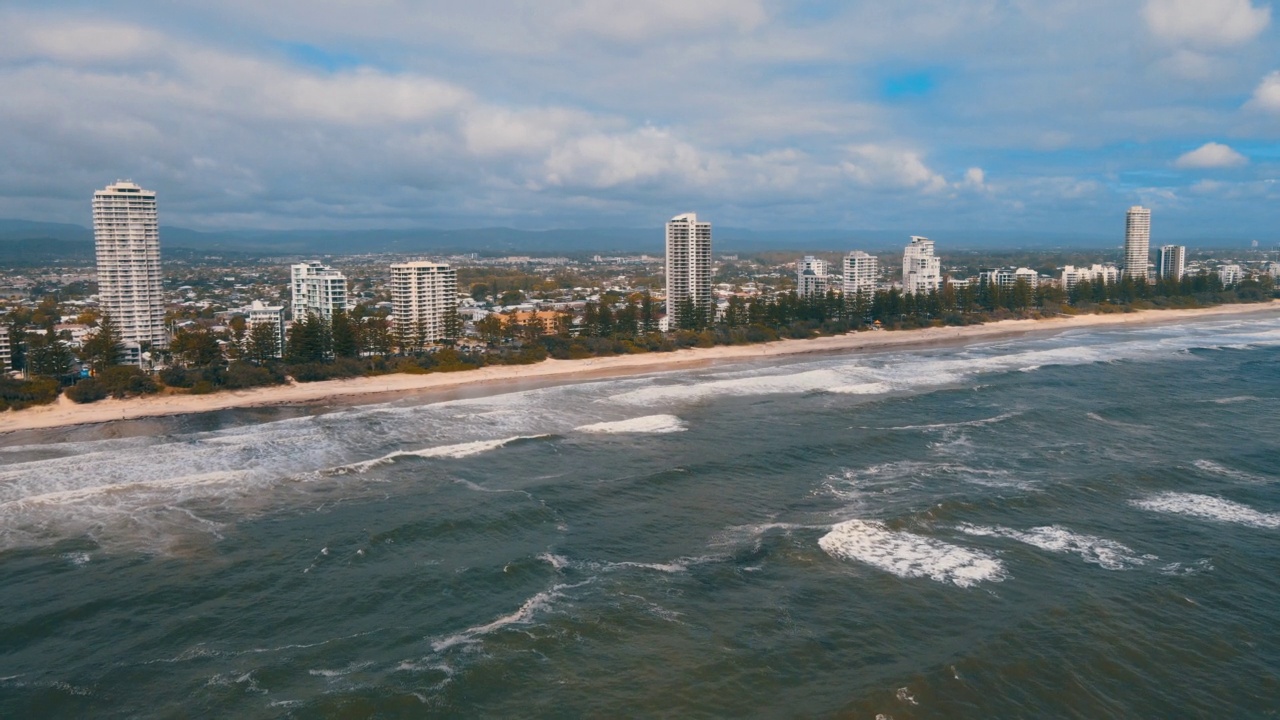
[92, 181, 168, 364]
[842, 251, 879, 298]
[1157, 245, 1186, 282]
[0, 324, 9, 372]
[1218, 264, 1243, 287]
[244, 300, 286, 358]
[290, 262, 348, 322]
[665, 213, 712, 327]
[796, 256, 829, 297]
[390, 261, 459, 346]
[902, 236, 941, 294]
[1124, 206, 1152, 282]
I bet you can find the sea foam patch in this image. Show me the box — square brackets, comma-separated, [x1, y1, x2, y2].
[575, 414, 686, 434]
[1131, 492, 1280, 529]
[819, 520, 1005, 587]
[956, 524, 1149, 570]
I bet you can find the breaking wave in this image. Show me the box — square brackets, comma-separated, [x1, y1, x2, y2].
[956, 524, 1150, 570]
[1131, 492, 1280, 529]
[575, 415, 687, 434]
[819, 519, 1005, 587]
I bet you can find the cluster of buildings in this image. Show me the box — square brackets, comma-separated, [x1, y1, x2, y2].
[1, 186, 1274, 374]
[6, 182, 464, 369]
[780, 205, 1258, 301]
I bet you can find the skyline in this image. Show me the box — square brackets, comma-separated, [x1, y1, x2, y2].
[1, 2, 1279, 239]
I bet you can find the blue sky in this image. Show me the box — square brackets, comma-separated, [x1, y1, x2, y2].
[1, 0, 1278, 240]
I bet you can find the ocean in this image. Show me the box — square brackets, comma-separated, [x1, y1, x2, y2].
[1, 312, 1278, 718]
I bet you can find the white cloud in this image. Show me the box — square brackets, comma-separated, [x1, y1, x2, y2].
[553, 0, 766, 42]
[1143, 0, 1270, 48]
[542, 126, 720, 189]
[959, 167, 986, 190]
[1174, 142, 1248, 168]
[841, 145, 947, 193]
[1246, 70, 1280, 112]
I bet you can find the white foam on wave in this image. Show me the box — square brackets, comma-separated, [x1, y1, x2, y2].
[431, 580, 591, 652]
[956, 524, 1149, 570]
[609, 368, 852, 406]
[1193, 459, 1273, 484]
[819, 519, 1005, 587]
[539, 551, 716, 574]
[1132, 492, 1280, 529]
[308, 661, 373, 678]
[873, 411, 1020, 432]
[1212, 395, 1261, 405]
[828, 381, 892, 395]
[332, 435, 552, 474]
[575, 414, 686, 434]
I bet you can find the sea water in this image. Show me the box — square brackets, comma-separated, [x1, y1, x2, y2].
[1, 312, 1278, 717]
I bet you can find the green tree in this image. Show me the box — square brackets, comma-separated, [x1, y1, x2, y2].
[26, 328, 73, 378]
[331, 309, 359, 358]
[246, 322, 280, 364]
[171, 327, 223, 367]
[80, 314, 124, 374]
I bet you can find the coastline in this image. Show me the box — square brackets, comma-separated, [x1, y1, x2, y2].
[4, 301, 1277, 434]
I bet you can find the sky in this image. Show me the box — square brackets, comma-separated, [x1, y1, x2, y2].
[1, 0, 1278, 240]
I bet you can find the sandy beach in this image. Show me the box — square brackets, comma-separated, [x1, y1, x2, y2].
[4, 301, 1277, 434]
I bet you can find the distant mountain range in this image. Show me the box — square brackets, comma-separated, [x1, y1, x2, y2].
[0, 218, 1262, 263]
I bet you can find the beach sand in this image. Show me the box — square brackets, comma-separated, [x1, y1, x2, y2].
[4, 301, 1277, 433]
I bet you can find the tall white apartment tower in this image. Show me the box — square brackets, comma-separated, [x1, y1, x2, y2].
[796, 256, 829, 297]
[665, 213, 712, 327]
[1124, 206, 1152, 282]
[1157, 245, 1186, 282]
[390, 261, 459, 345]
[903, 236, 942, 294]
[290, 262, 348, 322]
[842, 251, 879, 297]
[92, 181, 167, 364]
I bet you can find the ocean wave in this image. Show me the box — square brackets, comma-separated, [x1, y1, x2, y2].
[827, 382, 892, 395]
[431, 580, 592, 652]
[1192, 459, 1274, 484]
[956, 524, 1149, 570]
[870, 411, 1021, 432]
[818, 520, 1005, 587]
[1131, 492, 1280, 529]
[575, 414, 686, 434]
[330, 435, 553, 474]
[608, 368, 852, 405]
[539, 551, 718, 574]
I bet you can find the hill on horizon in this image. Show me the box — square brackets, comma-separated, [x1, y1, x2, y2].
[0, 218, 1264, 260]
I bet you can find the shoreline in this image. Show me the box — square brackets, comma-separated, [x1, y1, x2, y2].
[4, 301, 1278, 434]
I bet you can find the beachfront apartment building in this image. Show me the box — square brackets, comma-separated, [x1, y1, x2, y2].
[1124, 206, 1152, 282]
[978, 267, 1040, 290]
[843, 251, 879, 298]
[244, 301, 286, 358]
[92, 181, 168, 365]
[0, 325, 9, 373]
[1158, 245, 1186, 282]
[665, 213, 712, 328]
[903, 236, 941, 295]
[390, 261, 459, 346]
[1060, 264, 1120, 291]
[291, 262, 348, 322]
[1218, 264, 1244, 287]
[796, 256, 829, 297]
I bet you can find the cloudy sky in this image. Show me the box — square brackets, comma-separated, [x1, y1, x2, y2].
[2, 0, 1278, 238]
